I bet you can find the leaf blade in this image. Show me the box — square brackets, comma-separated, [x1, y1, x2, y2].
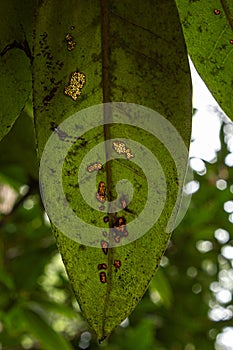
[34, 0, 192, 340]
[0, 0, 35, 141]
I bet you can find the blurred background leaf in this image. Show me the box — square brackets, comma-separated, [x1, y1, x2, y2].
[0, 0, 36, 140]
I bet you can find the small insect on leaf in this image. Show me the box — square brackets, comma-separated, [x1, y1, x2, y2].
[114, 260, 121, 272]
[101, 240, 109, 255]
[103, 216, 109, 223]
[114, 260, 121, 268]
[213, 9, 221, 15]
[99, 272, 107, 283]
[98, 263, 107, 270]
[96, 181, 106, 203]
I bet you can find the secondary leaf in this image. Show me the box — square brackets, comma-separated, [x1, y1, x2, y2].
[22, 308, 73, 350]
[34, 0, 192, 341]
[0, 109, 38, 179]
[176, 0, 233, 121]
[0, 0, 35, 141]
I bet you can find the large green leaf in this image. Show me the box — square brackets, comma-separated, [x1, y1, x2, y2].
[34, 0, 192, 341]
[176, 0, 233, 121]
[0, 0, 35, 141]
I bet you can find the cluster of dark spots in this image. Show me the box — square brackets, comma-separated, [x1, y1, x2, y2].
[39, 33, 48, 47]
[55, 60, 64, 71]
[43, 86, 59, 106]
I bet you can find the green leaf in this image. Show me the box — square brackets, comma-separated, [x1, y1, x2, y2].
[22, 308, 73, 350]
[0, 0, 35, 141]
[118, 318, 156, 350]
[0, 109, 39, 179]
[176, 0, 233, 121]
[34, 0, 192, 341]
[149, 267, 173, 308]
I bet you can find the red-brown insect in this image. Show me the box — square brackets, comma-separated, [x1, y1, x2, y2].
[114, 260, 121, 272]
[103, 216, 109, 223]
[114, 217, 127, 233]
[230, 39, 233, 45]
[96, 181, 106, 203]
[114, 235, 121, 243]
[213, 8, 220, 15]
[98, 263, 107, 270]
[114, 260, 121, 268]
[99, 271, 107, 283]
[101, 240, 109, 255]
[112, 216, 128, 243]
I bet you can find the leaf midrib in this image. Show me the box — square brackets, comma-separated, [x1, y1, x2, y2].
[100, 0, 114, 339]
[220, 0, 233, 32]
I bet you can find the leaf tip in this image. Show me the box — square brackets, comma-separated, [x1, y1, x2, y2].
[98, 335, 107, 344]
